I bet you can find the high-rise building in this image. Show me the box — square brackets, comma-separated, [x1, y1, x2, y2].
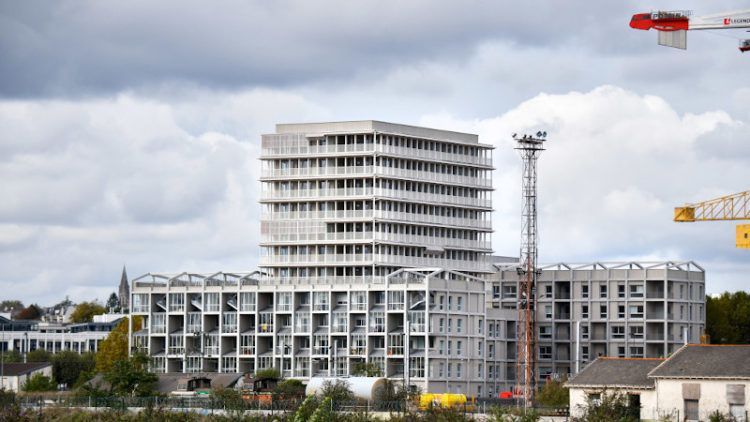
[259, 121, 495, 280]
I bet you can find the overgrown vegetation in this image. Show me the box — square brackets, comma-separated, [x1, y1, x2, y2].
[488, 406, 540, 422]
[351, 362, 383, 377]
[22, 373, 57, 392]
[570, 391, 638, 422]
[534, 378, 568, 407]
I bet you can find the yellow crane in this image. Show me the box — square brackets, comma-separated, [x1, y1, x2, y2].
[674, 190, 750, 248]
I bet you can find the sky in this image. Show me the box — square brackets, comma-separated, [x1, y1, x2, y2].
[1, 1, 748, 304]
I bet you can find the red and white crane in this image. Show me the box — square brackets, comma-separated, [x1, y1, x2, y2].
[630, 9, 750, 52]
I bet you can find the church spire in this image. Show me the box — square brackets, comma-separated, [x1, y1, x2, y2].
[118, 266, 130, 311]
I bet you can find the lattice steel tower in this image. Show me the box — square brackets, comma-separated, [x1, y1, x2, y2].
[514, 132, 546, 407]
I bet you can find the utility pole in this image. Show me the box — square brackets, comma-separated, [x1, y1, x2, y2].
[513, 132, 547, 408]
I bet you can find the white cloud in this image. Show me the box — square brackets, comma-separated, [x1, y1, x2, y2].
[421, 86, 748, 293]
[0, 89, 328, 304]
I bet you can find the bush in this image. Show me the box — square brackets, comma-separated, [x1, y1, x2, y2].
[319, 379, 354, 404]
[489, 406, 540, 422]
[254, 368, 281, 380]
[570, 391, 638, 422]
[26, 349, 52, 363]
[535, 378, 569, 407]
[275, 378, 305, 397]
[22, 373, 57, 392]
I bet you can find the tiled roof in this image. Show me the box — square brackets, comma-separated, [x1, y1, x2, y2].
[649, 345, 750, 379]
[566, 358, 664, 389]
[0, 362, 51, 377]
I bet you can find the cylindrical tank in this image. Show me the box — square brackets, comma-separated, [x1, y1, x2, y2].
[305, 377, 387, 401]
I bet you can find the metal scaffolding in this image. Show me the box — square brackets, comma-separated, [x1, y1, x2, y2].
[514, 133, 546, 407]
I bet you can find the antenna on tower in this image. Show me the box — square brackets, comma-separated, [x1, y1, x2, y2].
[514, 131, 546, 408]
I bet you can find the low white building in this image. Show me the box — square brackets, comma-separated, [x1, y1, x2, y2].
[568, 344, 750, 421]
[0, 362, 53, 392]
[566, 357, 663, 420]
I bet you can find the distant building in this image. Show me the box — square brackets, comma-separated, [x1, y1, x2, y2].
[568, 344, 750, 421]
[0, 315, 122, 355]
[119, 266, 130, 311]
[0, 362, 53, 392]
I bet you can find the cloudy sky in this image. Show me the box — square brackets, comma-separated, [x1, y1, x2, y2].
[1, 1, 748, 304]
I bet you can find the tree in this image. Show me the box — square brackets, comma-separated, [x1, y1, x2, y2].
[26, 349, 51, 362]
[212, 387, 245, 418]
[570, 391, 638, 422]
[0, 300, 23, 313]
[319, 379, 354, 404]
[95, 316, 141, 373]
[103, 353, 157, 397]
[106, 293, 120, 313]
[535, 378, 569, 407]
[52, 351, 96, 388]
[274, 378, 305, 398]
[16, 305, 41, 320]
[70, 302, 106, 323]
[1, 350, 22, 363]
[22, 373, 57, 392]
[706, 292, 750, 344]
[352, 361, 383, 377]
[254, 367, 281, 380]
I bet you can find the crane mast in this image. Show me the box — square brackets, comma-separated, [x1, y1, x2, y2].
[514, 133, 546, 407]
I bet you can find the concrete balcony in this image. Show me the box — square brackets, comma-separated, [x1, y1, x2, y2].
[260, 187, 373, 202]
[373, 232, 491, 251]
[260, 143, 492, 168]
[374, 210, 491, 230]
[259, 253, 374, 266]
[374, 188, 492, 209]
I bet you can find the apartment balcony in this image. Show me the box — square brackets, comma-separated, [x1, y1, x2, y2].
[374, 188, 492, 209]
[373, 232, 491, 251]
[259, 253, 373, 266]
[375, 144, 492, 168]
[263, 209, 374, 222]
[374, 210, 491, 230]
[261, 165, 374, 180]
[132, 305, 150, 313]
[258, 276, 386, 286]
[260, 143, 492, 168]
[260, 187, 373, 202]
[262, 231, 374, 244]
[375, 166, 492, 189]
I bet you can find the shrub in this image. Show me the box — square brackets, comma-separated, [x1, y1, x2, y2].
[570, 391, 638, 422]
[22, 373, 57, 392]
[488, 406, 540, 422]
[535, 378, 569, 407]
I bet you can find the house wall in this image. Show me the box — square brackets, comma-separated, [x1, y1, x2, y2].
[654, 379, 750, 421]
[0, 366, 53, 392]
[568, 387, 657, 420]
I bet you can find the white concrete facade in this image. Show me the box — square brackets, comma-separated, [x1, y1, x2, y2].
[130, 268, 493, 396]
[489, 261, 706, 396]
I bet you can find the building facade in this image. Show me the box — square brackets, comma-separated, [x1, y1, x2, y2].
[129, 120, 706, 398]
[0, 315, 122, 355]
[259, 121, 495, 279]
[486, 261, 705, 397]
[130, 268, 493, 396]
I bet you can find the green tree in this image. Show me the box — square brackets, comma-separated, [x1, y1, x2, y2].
[319, 379, 354, 405]
[70, 301, 106, 323]
[310, 397, 335, 422]
[52, 351, 96, 388]
[570, 391, 638, 422]
[106, 292, 120, 312]
[95, 316, 141, 373]
[103, 353, 158, 397]
[22, 373, 57, 392]
[352, 361, 383, 377]
[254, 367, 281, 380]
[293, 395, 319, 422]
[274, 378, 305, 397]
[1, 350, 22, 363]
[0, 300, 23, 313]
[535, 378, 569, 407]
[706, 292, 750, 344]
[26, 349, 52, 362]
[212, 387, 245, 418]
